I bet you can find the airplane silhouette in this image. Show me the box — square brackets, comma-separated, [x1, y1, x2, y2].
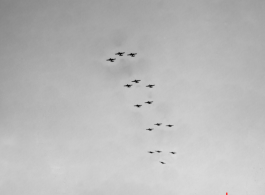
[146, 128, 153, 131]
[146, 84, 155, 88]
[127, 53, 137, 57]
[154, 123, 162, 126]
[115, 52, 125, 56]
[170, 152, 176, 154]
[132, 79, 140, 83]
[134, 104, 142, 108]
[148, 151, 154, 154]
[166, 125, 173, 127]
[124, 84, 132, 88]
[160, 161, 165, 164]
[156, 150, 162, 153]
[106, 58, 115, 62]
[145, 101, 153, 104]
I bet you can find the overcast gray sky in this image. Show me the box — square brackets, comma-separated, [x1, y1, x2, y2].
[0, 0, 265, 194]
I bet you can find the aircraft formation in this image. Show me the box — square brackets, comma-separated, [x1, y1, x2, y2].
[107, 51, 177, 165]
[123, 76, 175, 163]
[106, 52, 137, 63]
[144, 121, 176, 165]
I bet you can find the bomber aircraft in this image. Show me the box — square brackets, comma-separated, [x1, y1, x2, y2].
[146, 84, 155, 88]
[145, 101, 153, 104]
[132, 79, 141, 83]
[127, 53, 137, 57]
[106, 58, 115, 62]
[124, 84, 132, 88]
[115, 52, 125, 56]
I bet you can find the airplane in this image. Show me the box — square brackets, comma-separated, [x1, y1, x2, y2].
[115, 52, 125, 56]
[132, 79, 141, 83]
[146, 128, 153, 131]
[146, 84, 155, 88]
[154, 123, 162, 126]
[166, 125, 173, 127]
[160, 161, 165, 164]
[127, 53, 137, 57]
[156, 150, 162, 153]
[134, 104, 142, 108]
[148, 151, 154, 154]
[145, 101, 153, 104]
[106, 58, 116, 62]
[170, 152, 176, 154]
[124, 84, 132, 88]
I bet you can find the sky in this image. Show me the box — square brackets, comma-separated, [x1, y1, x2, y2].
[0, 0, 265, 194]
